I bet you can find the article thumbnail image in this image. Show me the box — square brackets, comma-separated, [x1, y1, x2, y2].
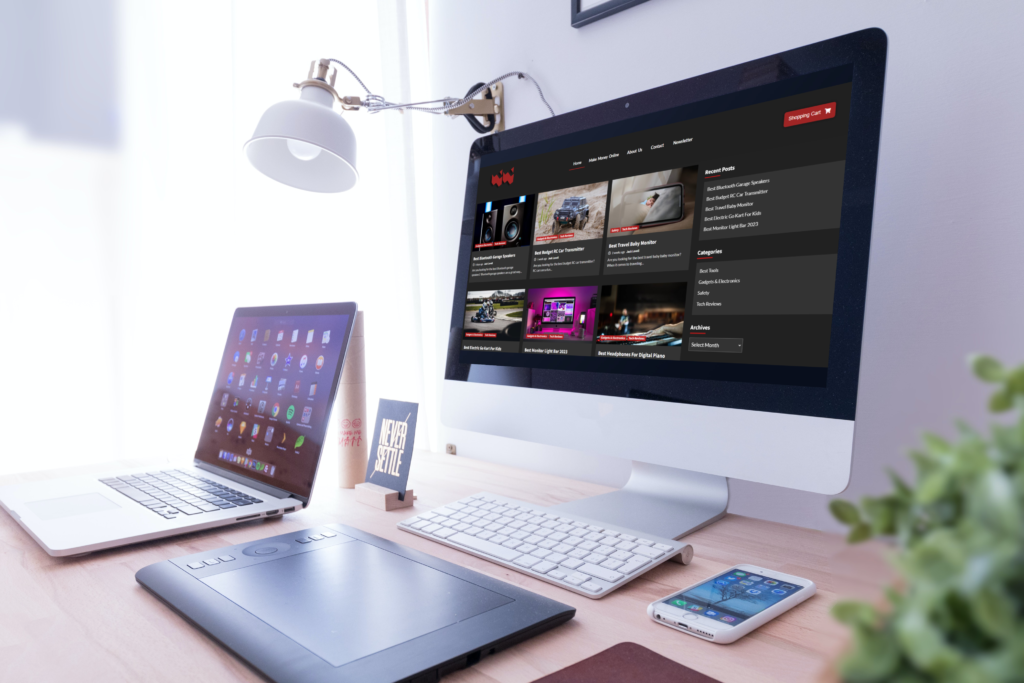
[464, 289, 525, 341]
[597, 282, 687, 345]
[533, 182, 608, 245]
[474, 196, 534, 251]
[606, 166, 698, 236]
[524, 285, 599, 342]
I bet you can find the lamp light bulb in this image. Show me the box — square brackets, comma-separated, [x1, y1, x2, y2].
[287, 138, 322, 161]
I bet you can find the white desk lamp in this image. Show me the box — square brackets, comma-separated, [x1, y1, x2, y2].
[244, 58, 553, 193]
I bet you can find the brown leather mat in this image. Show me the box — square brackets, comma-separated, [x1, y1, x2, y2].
[532, 642, 722, 683]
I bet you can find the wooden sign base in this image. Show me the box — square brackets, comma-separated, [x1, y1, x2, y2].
[354, 482, 416, 511]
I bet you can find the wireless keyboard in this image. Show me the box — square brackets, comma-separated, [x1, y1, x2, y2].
[398, 492, 693, 598]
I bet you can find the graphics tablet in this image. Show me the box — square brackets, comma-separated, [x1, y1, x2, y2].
[136, 524, 575, 683]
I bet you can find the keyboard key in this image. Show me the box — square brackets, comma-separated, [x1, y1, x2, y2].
[490, 535, 509, 545]
[561, 558, 585, 570]
[187, 562, 205, 570]
[513, 555, 540, 568]
[484, 522, 503, 532]
[422, 523, 442, 534]
[530, 548, 551, 559]
[548, 532, 569, 542]
[461, 526, 481, 536]
[476, 530, 496, 540]
[563, 537, 583, 547]
[454, 523, 472, 532]
[602, 531, 619, 538]
[538, 539, 558, 549]
[552, 543, 573, 554]
[410, 520, 432, 530]
[586, 525, 603, 532]
[524, 534, 544, 545]
[197, 503, 219, 512]
[584, 532, 604, 542]
[546, 553, 568, 564]
[576, 563, 624, 583]
[581, 581, 604, 593]
[636, 538, 654, 546]
[535, 528, 554, 538]
[568, 549, 589, 560]
[633, 545, 665, 559]
[548, 570, 567, 581]
[594, 546, 616, 557]
[564, 574, 585, 586]
[450, 533, 523, 561]
[600, 559, 625, 571]
[598, 536, 619, 546]
[584, 553, 606, 564]
[517, 544, 538, 554]
[502, 539, 523, 549]
[654, 542, 674, 552]
[610, 550, 633, 562]
[434, 528, 457, 539]
[510, 530, 529, 540]
[620, 557, 652, 574]
[615, 541, 638, 552]
[176, 505, 202, 515]
[578, 541, 599, 552]
[532, 561, 557, 574]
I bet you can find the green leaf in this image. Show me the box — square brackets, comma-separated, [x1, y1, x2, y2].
[837, 624, 902, 681]
[971, 355, 1005, 382]
[1006, 365, 1024, 394]
[832, 600, 879, 628]
[896, 610, 961, 673]
[848, 522, 873, 543]
[830, 499, 862, 526]
[989, 388, 1013, 413]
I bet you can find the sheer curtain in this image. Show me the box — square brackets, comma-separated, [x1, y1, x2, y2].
[0, 0, 437, 477]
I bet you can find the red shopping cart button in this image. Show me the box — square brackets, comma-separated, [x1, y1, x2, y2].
[783, 102, 836, 127]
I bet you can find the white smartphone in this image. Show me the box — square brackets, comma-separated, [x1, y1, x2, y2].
[647, 563, 816, 644]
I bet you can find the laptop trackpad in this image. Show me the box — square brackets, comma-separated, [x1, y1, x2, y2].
[202, 540, 513, 667]
[26, 493, 122, 520]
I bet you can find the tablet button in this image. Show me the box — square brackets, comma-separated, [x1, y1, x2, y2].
[683, 614, 698, 621]
[187, 562, 205, 570]
[243, 542, 291, 557]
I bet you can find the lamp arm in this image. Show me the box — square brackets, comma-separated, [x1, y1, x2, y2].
[319, 58, 555, 120]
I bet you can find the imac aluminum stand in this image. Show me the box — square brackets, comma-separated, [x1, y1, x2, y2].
[552, 462, 729, 549]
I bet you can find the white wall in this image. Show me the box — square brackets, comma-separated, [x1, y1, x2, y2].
[428, 1, 1024, 530]
[0, 1, 432, 478]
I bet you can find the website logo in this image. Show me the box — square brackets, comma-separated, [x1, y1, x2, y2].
[226, 418, 234, 433]
[301, 406, 312, 424]
[321, 330, 331, 344]
[306, 329, 314, 344]
[271, 402, 280, 417]
[299, 354, 308, 369]
[286, 405, 296, 420]
[264, 426, 275, 443]
[295, 435, 305, 449]
[215, 416, 223, 428]
[233, 351, 240, 363]
[491, 167, 514, 186]
[315, 355, 324, 370]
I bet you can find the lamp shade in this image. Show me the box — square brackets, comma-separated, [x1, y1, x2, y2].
[244, 86, 358, 193]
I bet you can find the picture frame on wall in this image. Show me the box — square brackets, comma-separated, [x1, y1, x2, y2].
[570, 0, 651, 28]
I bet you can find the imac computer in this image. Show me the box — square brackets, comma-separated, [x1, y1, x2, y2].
[442, 29, 888, 542]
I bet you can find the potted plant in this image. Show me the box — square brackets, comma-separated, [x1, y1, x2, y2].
[829, 355, 1024, 682]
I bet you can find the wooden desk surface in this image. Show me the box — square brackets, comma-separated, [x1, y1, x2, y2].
[0, 452, 890, 683]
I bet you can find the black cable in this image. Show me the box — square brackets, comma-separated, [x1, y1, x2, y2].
[462, 82, 495, 134]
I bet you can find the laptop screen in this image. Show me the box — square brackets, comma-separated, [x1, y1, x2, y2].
[195, 306, 354, 499]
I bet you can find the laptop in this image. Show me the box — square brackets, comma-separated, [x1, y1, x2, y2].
[0, 302, 357, 557]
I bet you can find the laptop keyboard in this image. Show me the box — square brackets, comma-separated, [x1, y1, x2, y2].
[100, 470, 263, 519]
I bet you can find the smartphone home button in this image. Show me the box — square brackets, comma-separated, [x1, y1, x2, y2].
[683, 614, 698, 621]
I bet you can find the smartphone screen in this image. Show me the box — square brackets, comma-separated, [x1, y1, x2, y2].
[661, 568, 805, 626]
